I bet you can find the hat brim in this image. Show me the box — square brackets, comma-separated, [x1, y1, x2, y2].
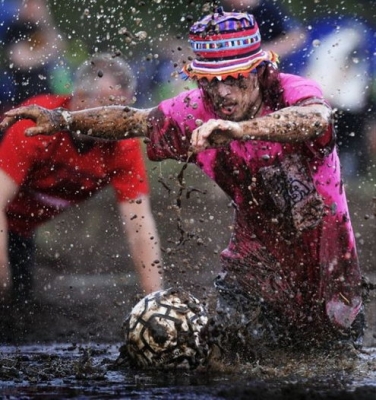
[182, 50, 278, 81]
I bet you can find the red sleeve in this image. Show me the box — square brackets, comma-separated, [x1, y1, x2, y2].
[0, 95, 69, 185]
[110, 139, 150, 202]
[0, 119, 42, 185]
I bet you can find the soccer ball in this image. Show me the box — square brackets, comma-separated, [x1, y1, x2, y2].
[123, 287, 209, 369]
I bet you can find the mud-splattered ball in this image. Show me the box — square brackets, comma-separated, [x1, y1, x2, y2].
[123, 287, 209, 369]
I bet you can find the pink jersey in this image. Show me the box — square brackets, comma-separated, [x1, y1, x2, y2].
[146, 73, 362, 330]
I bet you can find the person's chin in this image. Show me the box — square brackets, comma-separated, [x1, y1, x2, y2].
[216, 109, 241, 121]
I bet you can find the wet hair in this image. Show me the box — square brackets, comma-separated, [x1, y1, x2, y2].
[74, 53, 137, 95]
[257, 63, 286, 111]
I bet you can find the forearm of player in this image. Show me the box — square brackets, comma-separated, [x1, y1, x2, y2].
[239, 104, 332, 143]
[0, 170, 18, 295]
[190, 104, 332, 152]
[127, 224, 163, 294]
[60, 106, 153, 140]
[0, 104, 154, 140]
[119, 198, 163, 294]
[0, 214, 11, 294]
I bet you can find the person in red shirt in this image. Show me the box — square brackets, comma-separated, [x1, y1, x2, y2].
[0, 53, 163, 303]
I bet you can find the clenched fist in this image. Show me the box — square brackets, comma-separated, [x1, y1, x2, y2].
[190, 119, 243, 153]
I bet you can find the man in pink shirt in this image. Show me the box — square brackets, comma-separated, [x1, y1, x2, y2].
[0, 9, 364, 347]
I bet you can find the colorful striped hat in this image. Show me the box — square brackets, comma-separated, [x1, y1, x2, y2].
[182, 9, 278, 81]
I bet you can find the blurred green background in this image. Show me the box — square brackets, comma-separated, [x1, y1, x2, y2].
[48, 0, 375, 68]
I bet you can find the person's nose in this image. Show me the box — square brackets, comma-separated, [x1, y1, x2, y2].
[216, 82, 232, 98]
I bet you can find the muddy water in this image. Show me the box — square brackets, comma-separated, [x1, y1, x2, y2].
[1, 171, 375, 398]
[0, 343, 375, 399]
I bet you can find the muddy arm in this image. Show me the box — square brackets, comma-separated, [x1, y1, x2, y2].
[239, 104, 332, 142]
[63, 106, 153, 140]
[0, 105, 154, 140]
[191, 104, 332, 152]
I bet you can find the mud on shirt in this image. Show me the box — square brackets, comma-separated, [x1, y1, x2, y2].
[145, 74, 362, 330]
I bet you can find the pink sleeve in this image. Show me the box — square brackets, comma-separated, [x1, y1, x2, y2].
[146, 89, 208, 161]
[280, 73, 325, 106]
[280, 74, 335, 157]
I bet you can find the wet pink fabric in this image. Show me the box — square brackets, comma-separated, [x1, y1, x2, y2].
[146, 73, 362, 330]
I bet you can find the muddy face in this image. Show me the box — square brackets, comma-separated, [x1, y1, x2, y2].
[200, 75, 261, 121]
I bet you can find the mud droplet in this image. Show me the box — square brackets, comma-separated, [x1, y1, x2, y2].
[135, 31, 147, 40]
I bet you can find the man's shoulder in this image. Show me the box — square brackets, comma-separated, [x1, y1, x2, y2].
[279, 73, 324, 102]
[279, 73, 319, 87]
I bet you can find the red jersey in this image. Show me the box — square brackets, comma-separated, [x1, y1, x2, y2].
[0, 94, 150, 237]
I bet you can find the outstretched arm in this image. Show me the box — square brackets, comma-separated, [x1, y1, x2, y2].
[118, 195, 163, 294]
[0, 105, 154, 140]
[190, 104, 332, 152]
[0, 169, 19, 299]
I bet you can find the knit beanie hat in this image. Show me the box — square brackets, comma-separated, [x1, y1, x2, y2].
[182, 8, 278, 81]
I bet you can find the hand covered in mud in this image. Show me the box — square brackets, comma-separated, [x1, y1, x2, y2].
[0, 105, 66, 136]
[190, 119, 243, 153]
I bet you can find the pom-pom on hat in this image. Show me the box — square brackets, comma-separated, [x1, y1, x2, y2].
[182, 8, 278, 81]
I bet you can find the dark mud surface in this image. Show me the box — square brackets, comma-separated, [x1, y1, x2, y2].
[0, 167, 375, 398]
[1, 343, 376, 399]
